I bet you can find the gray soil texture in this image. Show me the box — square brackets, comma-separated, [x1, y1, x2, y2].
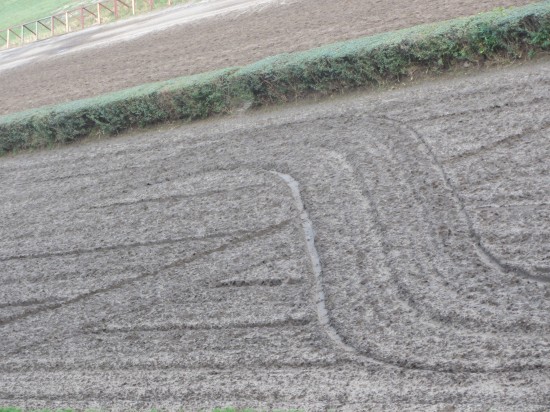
[1, 61, 550, 410]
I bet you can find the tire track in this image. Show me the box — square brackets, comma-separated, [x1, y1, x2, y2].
[444, 123, 550, 165]
[406, 95, 549, 125]
[82, 316, 312, 334]
[381, 115, 550, 283]
[0, 297, 62, 309]
[272, 170, 449, 372]
[272, 172, 362, 358]
[0, 225, 272, 262]
[0, 219, 292, 331]
[87, 183, 267, 210]
[269, 123, 548, 373]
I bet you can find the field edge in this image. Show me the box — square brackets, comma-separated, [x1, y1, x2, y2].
[1, 0, 549, 155]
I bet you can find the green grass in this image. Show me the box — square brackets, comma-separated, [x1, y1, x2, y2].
[1, 1, 549, 155]
[0, 0, 188, 31]
[0, 0, 87, 28]
[0, 0, 191, 48]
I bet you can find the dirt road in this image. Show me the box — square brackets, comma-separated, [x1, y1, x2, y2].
[0, 0, 535, 116]
[0, 0, 276, 73]
[1, 60, 548, 410]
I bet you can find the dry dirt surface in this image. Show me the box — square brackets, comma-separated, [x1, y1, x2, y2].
[1, 60, 549, 410]
[0, 0, 537, 116]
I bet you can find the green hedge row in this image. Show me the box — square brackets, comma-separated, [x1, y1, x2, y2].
[1, 1, 549, 154]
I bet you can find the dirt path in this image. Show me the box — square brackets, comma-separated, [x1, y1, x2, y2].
[0, 0, 276, 73]
[0, 59, 549, 410]
[0, 0, 535, 115]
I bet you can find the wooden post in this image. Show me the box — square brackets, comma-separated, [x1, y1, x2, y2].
[65, 12, 69, 32]
[80, 8, 85, 29]
[150, 0, 154, 11]
[114, 0, 119, 18]
[6, 29, 9, 48]
[20, 25, 24, 44]
[35, 21, 39, 40]
[97, 3, 101, 24]
[51, 16, 55, 35]
[131, 0, 135, 15]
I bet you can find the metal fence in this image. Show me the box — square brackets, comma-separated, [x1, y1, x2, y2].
[0, 0, 180, 49]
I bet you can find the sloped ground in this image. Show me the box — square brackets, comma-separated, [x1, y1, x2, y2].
[0, 0, 535, 116]
[0, 60, 549, 410]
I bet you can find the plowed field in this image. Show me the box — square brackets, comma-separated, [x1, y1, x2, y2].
[1, 60, 549, 410]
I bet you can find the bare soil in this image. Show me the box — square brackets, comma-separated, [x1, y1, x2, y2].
[0, 0, 535, 115]
[0, 60, 549, 410]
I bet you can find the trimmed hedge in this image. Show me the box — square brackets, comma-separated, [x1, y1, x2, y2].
[1, 1, 550, 154]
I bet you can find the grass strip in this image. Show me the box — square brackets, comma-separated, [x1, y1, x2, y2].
[1, 1, 549, 154]
[0, 0, 85, 29]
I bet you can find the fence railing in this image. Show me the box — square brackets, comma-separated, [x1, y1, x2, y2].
[0, 0, 181, 50]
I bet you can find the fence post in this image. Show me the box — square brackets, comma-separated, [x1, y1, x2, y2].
[114, 0, 119, 18]
[65, 12, 69, 32]
[35, 21, 39, 40]
[20, 25, 24, 44]
[51, 16, 54, 35]
[97, 3, 101, 24]
[6, 29, 9, 48]
[150, 0, 154, 11]
[131, 0, 135, 15]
